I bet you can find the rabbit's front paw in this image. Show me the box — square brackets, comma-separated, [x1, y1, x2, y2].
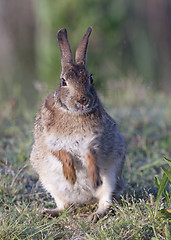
[87, 150, 102, 189]
[52, 150, 76, 184]
[89, 167, 102, 189]
[63, 161, 76, 184]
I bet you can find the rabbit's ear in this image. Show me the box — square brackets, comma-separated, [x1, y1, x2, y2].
[57, 28, 73, 69]
[75, 27, 92, 66]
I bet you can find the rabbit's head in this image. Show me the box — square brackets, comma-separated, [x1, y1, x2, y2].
[55, 27, 99, 114]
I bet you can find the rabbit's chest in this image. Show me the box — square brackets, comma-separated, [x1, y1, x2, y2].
[46, 133, 95, 157]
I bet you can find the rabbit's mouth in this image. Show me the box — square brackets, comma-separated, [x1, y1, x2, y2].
[74, 102, 92, 113]
[73, 98, 99, 114]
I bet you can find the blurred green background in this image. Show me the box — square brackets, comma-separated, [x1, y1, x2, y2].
[0, 0, 171, 108]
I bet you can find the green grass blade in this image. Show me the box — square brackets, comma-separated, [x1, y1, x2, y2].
[163, 156, 171, 167]
[163, 189, 170, 202]
[138, 159, 164, 171]
[161, 166, 171, 183]
[155, 173, 168, 217]
[165, 224, 170, 240]
[154, 175, 160, 188]
[146, 204, 154, 218]
[155, 175, 169, 201]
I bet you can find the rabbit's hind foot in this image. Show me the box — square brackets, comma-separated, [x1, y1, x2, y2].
[43, 208, 61, 218]
[88, 210, 107, 224]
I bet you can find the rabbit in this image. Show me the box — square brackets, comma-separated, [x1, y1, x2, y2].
[30, 27, 126, 222]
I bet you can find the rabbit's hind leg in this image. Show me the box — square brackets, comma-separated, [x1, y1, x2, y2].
[88, 168, 116, 223]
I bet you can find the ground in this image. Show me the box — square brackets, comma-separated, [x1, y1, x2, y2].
[0, 81, 171, 239]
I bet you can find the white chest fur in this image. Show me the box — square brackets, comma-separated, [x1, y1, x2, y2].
[45, 132, 96, 160]
[43, 132, 98, 203]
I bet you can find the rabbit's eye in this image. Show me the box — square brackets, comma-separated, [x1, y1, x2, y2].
[90, 74, 93, 84]
[61, 78, 67, 86]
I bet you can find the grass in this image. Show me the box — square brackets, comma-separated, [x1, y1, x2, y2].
[0, 81, 171, 239]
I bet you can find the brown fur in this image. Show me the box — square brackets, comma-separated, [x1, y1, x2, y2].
[52, 150, 76, 184]
[41, 92, 104, 135]
[30, 27, 126, 221]
[37, 91, 104, 187]
[87, 149, 102, 189]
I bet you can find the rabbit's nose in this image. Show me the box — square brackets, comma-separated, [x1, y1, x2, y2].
[77, 96, 88, 105]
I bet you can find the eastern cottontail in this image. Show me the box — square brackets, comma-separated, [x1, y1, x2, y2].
[30, 27, 125, 222]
